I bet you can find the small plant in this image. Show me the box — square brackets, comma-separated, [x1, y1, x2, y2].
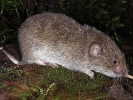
[37, 83, 56, 100]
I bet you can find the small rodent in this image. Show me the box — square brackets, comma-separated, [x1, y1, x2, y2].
[0, 12, 128, 78]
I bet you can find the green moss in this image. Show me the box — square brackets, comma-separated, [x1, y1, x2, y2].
[0, 65, 110, 99]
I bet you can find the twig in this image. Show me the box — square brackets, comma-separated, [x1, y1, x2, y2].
[124, 74, 133, 79]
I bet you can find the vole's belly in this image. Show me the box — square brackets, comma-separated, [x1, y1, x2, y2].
[29, 46, 66, 65]
[26, 43, 81, 70]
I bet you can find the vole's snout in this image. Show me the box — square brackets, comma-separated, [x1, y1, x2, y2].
[114, 66, 127, 76]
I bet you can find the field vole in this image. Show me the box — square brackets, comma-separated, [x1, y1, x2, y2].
[0, 12, 128, 78]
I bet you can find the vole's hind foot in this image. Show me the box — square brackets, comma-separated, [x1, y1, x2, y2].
[35, 59, 46, 66]
[35, 59, 58, 68]
[86, 70, 94, 79]
[45, 62, 59, 68]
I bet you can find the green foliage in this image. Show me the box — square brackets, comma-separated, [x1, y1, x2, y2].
[0, 66, 24, 81]
[0, 66, 110, 99]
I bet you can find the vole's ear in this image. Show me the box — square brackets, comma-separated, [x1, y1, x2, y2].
[89, 43, 104, 57]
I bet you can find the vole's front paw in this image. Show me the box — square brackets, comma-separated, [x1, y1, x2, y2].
[86, 70, 94, 79]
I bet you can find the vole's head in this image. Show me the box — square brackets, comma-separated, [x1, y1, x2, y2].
[88, 29, 128, 77]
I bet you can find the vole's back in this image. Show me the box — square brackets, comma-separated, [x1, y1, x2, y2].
[19, 12, 89, 67]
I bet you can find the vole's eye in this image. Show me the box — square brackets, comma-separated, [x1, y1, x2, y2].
[113, 60, 117, 64]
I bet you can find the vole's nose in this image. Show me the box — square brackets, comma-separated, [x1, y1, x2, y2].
[114, 66, 127, 76]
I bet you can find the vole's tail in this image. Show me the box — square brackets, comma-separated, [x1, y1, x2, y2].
[0, 47, 21, 65]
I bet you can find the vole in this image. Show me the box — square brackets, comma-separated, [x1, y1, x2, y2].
[0, 12, 128, 78]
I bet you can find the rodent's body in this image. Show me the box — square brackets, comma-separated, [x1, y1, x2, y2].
[1, 12, 128, 78]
